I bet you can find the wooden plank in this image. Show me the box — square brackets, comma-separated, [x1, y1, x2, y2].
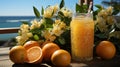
[0, 47, 13, 67]
[0, 27, 19, 34]
[0, 47, 9, 55]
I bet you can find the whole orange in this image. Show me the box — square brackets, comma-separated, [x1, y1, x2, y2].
[42, 43, 60, 62]
[9, 46, 27, 64]
[96, 41, 116, 59]
[40, 40, 52, 48]
[51, 49, 71, 66]
[23, 41, 40, 50]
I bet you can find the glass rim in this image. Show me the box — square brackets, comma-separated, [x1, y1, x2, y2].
[72, 13, 93, 19]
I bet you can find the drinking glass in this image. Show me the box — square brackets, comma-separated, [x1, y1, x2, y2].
[70, 13, 94, 61]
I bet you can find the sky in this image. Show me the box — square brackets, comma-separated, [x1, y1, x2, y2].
[0, 0, 104, 16]
[0, 0, 78, 16]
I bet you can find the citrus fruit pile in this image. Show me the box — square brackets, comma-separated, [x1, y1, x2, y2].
[9, 41, 71, 66]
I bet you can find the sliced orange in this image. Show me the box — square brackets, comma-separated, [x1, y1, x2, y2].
[9, 46, 27, 64]
[26, 46, 43, 64]
[23, 41, 40, 50]
[42, 43, 60, 62]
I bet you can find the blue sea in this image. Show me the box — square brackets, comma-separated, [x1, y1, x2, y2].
[0, 16, 35, 41]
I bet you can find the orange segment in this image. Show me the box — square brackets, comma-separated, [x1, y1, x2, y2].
[27, 46, 43, 64]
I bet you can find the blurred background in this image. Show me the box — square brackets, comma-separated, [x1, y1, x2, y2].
[0, 0, 120, 47]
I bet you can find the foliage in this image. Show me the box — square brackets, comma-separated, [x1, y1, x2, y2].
[33, 6, 40, 18]
[16, 0, 72, 51]
[102, 0, 120, 15]
[94, 5, 120, 54]
[76, 3, 88, 13]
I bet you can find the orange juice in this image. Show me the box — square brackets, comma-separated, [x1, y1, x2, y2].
[70, 13, 94, 61]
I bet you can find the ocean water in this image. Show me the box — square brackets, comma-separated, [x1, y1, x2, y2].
[0, 16, 35, 41]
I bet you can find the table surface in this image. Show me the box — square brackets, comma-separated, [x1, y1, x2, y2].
[0, 47, 120, 67]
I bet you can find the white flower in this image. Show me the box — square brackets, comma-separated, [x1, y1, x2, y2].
[43, 6, 54, 18]
[107, 16, 114, 25]
[16, 32, 33, 45]
[42, 30, 56, 41]
[53, 4, 59, 13]
[96, 16, 108, 32]
[106, 6, 113, 15]
[16, 35, 29, 45]
[27, 32, 33, 37]
[60, 7, 72, 17]
[49, 35, 56, 41]
[40, 19, 45, 23]
[19, 24, 29, 35]
[98, 10, 108, 19]
[52, 20, 66, 36]
[43, 30, 51, 39]
[43, 5, 59, 18]
[20, 24, 29, 30]
[30, 19, 42, 30]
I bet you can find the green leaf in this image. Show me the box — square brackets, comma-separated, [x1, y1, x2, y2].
[58, 37, 65, 45]
[95, 33, 108, 39]
[63, 17, 72, 26]
[112, 9, 120, 15]
[58, 11, 64, 19]
[76, 3, 88, 13]
[44, 18, 53, 28]
[21, 21, 29, 25]
[41, 6, 44, 15]
[93, 9, 101, 20]
[94, 5, 103, 10]
[52, 10, 54, 16]
[33, 6, 40, 18]
[109, 31, 120, 39]
[40, 24, 45, 30]
[76, 3, 81, 13]
[59, 0, 65, 9]
[30, 28, 41, 35]
[82, 5, 88, 13]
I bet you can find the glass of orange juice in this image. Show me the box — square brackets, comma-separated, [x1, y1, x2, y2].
[70, 13, 94, 62]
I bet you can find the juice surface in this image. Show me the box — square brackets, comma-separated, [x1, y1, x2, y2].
[70, 17, 94, 61]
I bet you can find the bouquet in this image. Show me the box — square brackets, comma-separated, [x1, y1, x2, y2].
[15, 0, 72, 51]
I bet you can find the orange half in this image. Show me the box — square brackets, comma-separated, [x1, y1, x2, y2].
[23, 41, 40, 50]
[26, 46, 43, 64]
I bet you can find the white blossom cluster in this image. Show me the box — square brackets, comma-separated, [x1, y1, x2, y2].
[95, 6, 115, 32]
[30, 19, 44, 30]
[41, 19, 67, 41]
[16, 4, 72, 45]
[52, 20, 66, 36]
[16, 24, 33, 45]
[60, 7, 72, 18]
[43, 5, 59, 18]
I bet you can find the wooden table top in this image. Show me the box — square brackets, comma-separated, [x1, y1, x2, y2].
[0, 47, 120, 67]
